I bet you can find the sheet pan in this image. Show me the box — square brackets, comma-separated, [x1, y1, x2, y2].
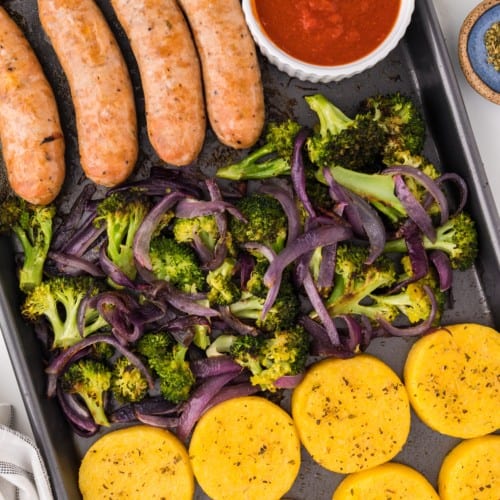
[0, 1, 499, 498]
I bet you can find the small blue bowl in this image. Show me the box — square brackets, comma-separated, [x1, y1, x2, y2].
[459, 0, 500, 104]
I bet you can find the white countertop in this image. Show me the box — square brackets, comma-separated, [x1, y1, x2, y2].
[1, 0, 499, 455]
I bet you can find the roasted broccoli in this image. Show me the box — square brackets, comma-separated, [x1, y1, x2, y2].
[136, 331, 173, 370]
[229, 277, 300, 333]
[154, 343, 195, 404]
[360, 92, 426, 159]
[237, 259, 300, 332]
[110, 356, 149, 403]
[383, 211, 478, 271]
[373, 256, 447, 325]
[61, 358, 112, 426]
[192, 323, 211, 350]
[207, 327, 310, 392]
[312, 242, 446, 327]
[21, 276, 109, 350]
[215, 119, 301, 180]
[206, 257, 241, 306]
[230, 193, 288, 254]
[149, 235, 205, 293]
[172, 214, 219, 259]
[136, 331, 195, 404]
[94, 192, 150, 280]
[0, 196, 56, 293]
[319, 243, 400, 324]
[244, 258, 270, 298]
[207, 333, 263, 375]
[305, 93, 386, 171]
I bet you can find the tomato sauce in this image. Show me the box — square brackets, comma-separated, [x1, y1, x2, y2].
[252, 0, 402, 66]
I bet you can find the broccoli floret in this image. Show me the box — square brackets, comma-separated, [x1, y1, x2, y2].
[61, 358, 112, 426]
[383, 211, 478, 271]
[215, 119, 301, 180]
[149, 235, 205, 293]
[136, 331, 173, 371]
[136, 332, 195, 403]
[230, 193, 288, 254]
[372, 255, 446, 326]
[251, 327, 310, 391]
[21, 276, 109, 350]
[229, 279, 300, 333]
[383, 150, 440, 179]
[360, 92, 426, 157]
[94, 192, 150, 280]
[206, 257, 241, 306]
[208, 333, 263, 374]
[172, 214, 219, 257]
[305, 169, 334, 214]
[110, 356, 149, 403]
[319, 243, 399, 324]
[305, 94, 385, 171]
[207, 327, 310, 392]
[0, 196, 56, 293]
[192, 323, 211, 350]
[154, 343, 195, 404]
[244, 259, 270, 298]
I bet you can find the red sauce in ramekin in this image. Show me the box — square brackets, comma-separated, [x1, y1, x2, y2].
[252, 0, 402, 66]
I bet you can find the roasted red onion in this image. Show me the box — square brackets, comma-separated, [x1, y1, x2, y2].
[429, 250, 453, 291]
[259, 179, 301, 244]
[262, 224, 352, 315]
[176, 371, 240, 441]
[394, 174, 436, 242]
[384, 165, 449, 225]
[46, 334, 154, 390]
[291, 127, 316, 218]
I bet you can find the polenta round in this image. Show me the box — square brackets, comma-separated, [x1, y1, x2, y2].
[188, 396, 300, 500]
[79, 425, 194, 499]
[404, 323, 500, 438]
[291, 354, 411, 474]
[332, 462, 439, 499]
[438, 434, 500, 500]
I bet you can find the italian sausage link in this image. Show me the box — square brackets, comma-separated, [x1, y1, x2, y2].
[110, 0, 206, 166]
[177, 0, 265, 149]
[38, 0, 138, 187]
[0, 6, 65, 205]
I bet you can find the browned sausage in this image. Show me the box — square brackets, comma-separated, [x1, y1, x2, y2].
[110, 0, 206, 166]
[38, 0, 138, 187]
[177, 0, 265, 149]
[0, 6, 65, 205]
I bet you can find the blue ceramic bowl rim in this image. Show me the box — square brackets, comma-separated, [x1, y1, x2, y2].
[467, 4, 500, 93]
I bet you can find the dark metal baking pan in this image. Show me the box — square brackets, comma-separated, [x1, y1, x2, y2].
[0, 1, 499, 499]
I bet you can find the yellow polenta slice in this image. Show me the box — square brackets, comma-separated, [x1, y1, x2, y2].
[189, 396, 300, 500]
[404, 323, 500, 438]
[332, 462, 439, 499]
[79, 425, 194, 499]
[291, 354, 410, 474]
[438, 434, 500, 500]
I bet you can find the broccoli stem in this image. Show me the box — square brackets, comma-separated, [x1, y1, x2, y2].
[305, 93, 353, 135]
[318, 165, 406, 222]
[14, 227, 47, 292]
[216, 155, 290, 180]
[229, 296, 263, 320]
